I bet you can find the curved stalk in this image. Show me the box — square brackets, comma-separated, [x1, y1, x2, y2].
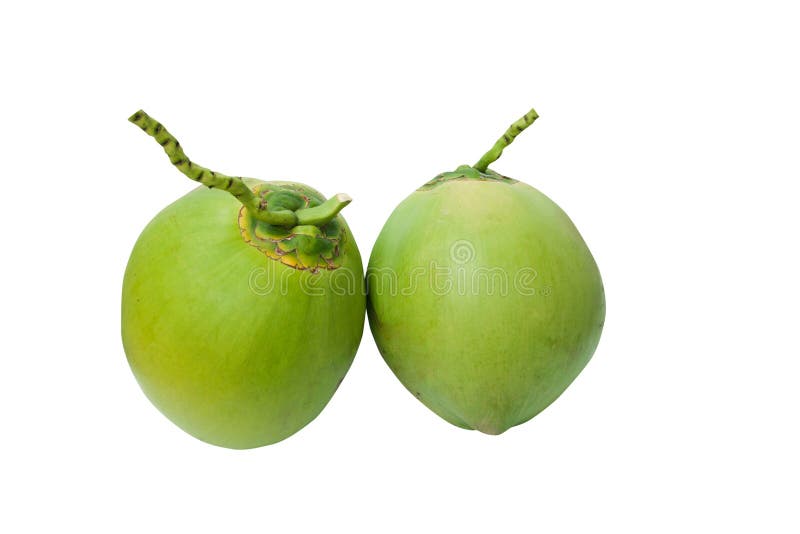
[130, 110, 348, 228]
[296, 194, 352, 226]
[473, 108, 539, 173]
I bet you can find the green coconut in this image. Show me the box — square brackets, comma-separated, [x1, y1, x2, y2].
[367, 109, 605, 435]
[122, 111, 365, 449]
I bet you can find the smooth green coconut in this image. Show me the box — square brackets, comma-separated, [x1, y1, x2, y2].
[123, 111, 365, 449]
[367, 109, 605, 435]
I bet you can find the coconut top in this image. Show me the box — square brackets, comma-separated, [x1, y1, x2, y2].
[418, 165, 519, 191]
[129, 110, 353, 273]
[418, 108, 538, 192]
[238, 182, 348, 272]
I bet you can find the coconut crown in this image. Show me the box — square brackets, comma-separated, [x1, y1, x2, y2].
[129, 110, 352, 271]
[419, 108, 538, 191]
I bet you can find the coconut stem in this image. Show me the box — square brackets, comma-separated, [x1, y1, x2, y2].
[129, 110, 348, 228]
[295, 194, 352, 225]
[473, 108, 539, 173]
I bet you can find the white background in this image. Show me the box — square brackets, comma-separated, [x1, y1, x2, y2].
[1, 1, 798, 532]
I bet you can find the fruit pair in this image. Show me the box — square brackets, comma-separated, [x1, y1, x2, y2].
[122, 109, 605, 449]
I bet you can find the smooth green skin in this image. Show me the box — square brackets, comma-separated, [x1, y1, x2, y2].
[122, 179, 365, 449]
[367, 179, 604, 435]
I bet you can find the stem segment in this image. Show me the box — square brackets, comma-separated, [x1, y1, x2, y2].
[296, 194, 352, 225]
[473, 108, 539, 173]
[128, 110, 348, 228]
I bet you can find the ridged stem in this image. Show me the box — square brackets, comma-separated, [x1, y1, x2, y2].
[473, 108, 539, 173]
[129, 110, 348, 228]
